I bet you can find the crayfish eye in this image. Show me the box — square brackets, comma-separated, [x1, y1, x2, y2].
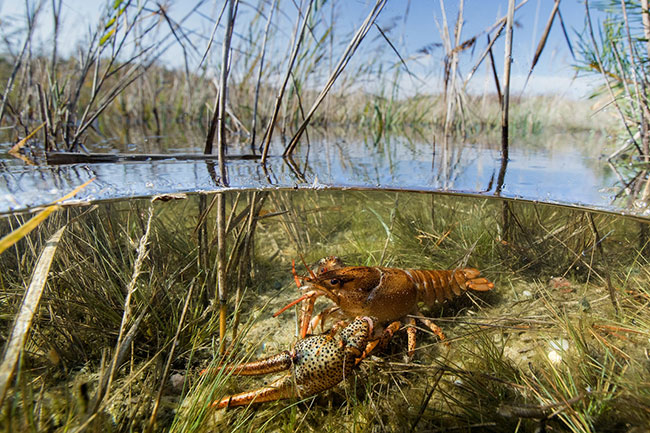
[329, 278, 340, 285]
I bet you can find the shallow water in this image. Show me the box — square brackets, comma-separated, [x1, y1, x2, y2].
[2, 127, 650, 430]
[1, 190, 648, 432]
[0, 132, 646, 218]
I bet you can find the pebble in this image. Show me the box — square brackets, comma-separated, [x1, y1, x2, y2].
[548, 339, 570, 364]
[170, 373, 185, 392]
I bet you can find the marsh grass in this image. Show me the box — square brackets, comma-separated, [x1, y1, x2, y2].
[0, 0, 618, 161]
[1, 190, 649, 432]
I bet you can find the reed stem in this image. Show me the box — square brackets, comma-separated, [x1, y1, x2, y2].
[501, 0, 515, 160]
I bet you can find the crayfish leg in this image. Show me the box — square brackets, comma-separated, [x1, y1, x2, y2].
[416, 312, 448, 345]
[406, 317, 417, 358]
[357, 320, 401, 364]
[308, 305, 341, 336]
[299, 295, 315, 338]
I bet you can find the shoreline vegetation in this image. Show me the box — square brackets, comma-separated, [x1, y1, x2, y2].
[0, 1, 623, 157]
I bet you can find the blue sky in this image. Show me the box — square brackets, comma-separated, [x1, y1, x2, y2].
[0, 0, 604, 97]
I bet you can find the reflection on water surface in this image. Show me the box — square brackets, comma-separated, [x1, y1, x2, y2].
[0, 133, 645, 217]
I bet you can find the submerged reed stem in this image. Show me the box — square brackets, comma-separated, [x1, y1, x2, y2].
[0, 225, 66, 407]
[217, 192, 228, 355]
[102, 203, 153, 404]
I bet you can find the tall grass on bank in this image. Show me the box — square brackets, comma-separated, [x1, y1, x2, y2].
[575, 0, 650, 206]
[1, 0, 393, 154]
[1, 1, 182, 151]
[578, 1, 650, 162]
[0, 0, 600, 159]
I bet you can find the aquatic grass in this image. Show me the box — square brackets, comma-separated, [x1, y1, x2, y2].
[2, 191, 650, 431]
[390, 195, 504, 281]
[0, 225, 66, 407]
[169, 320, 253, 433]
[1, 197, 224, 430]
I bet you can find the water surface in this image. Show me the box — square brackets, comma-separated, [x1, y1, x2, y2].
[0, 133, 644, 217]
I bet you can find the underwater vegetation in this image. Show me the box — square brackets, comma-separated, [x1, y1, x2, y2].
[0, 190, 648, 432]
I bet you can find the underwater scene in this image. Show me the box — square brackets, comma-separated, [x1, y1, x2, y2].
[1, 190, 648, 432]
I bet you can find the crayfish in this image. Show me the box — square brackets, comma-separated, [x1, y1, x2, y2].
[210, 258, 493, 409]
[275, 257, 494, 356]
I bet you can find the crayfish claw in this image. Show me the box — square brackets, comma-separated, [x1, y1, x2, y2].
[213, 317, 373, 409]
[213, 376, 295, 409]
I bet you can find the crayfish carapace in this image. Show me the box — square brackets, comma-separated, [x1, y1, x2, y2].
[275, 257, 494, 356]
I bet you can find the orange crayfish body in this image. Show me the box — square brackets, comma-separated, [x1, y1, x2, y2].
[305, 265, 493, 324]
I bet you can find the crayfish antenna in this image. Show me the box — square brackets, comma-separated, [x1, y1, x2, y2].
[273, 292, 314, 317]
[298, 253, 317, 279]
[291, 260, 302, 288]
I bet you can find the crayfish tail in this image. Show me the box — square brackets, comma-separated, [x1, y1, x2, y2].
[213, 377, 295, 409]
[456, 268, 494, 292]
[411, 268, 494, 305]
[466, 277, 494, 292]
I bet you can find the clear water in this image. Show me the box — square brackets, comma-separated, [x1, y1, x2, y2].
[1, 189, 648, 431]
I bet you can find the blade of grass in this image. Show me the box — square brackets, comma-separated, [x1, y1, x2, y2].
[251, 0, 278, 150]
[284, 0, 387, 155]
[0, 178, 94, 255]
[488, 34, 503, 102]
[522, 0, 560, 93]
[261, 0, 315, 163]
[0, 225, 67, 406]
[9, 122, 45, 154]
[146, 278, 196, 432]
[463, 0, 529, 86]
[556, 7, 575, 60]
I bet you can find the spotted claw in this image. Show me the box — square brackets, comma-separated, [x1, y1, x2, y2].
[212, 317, 373, 409]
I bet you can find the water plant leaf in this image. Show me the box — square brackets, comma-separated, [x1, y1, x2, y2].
[104, 16, 117, 30]
[0, 206, 59, 256]
[0, 178, 94, 255]
[9, 122, 45, 154]
[0, 225, 67, 406]
[556, 7, 575, 60]
[373, 23, 416, 81]
[100, 27, 117, 46]
[523, 0, 561, 93]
